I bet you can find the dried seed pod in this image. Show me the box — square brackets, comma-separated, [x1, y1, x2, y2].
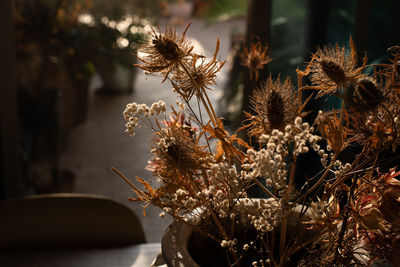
[387, 46, 400, 55]
[171, 41, 225, 100]
[152, 37, 182, 61]
[246, 76, 298, 136]
[307, 37, 366, 97]
[319, 60, 347, 85]
[135, 23, 194, 79]
[346, 77, 384, 112]
[240, 41, 271, 81]
[266, 90, 285, 130]
[356, 77, 384, 106]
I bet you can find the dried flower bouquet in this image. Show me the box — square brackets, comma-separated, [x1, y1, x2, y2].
[113, 23, 400, 266]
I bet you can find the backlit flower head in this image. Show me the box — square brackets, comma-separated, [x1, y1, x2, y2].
[119, 26, 400, 266]
[346, 77, 385, 112]
[172, 40, 225, 100]
[307, 38, 366, 97]
[245, 76, 298, 136]
[347, 114, 394, 151]
[147, 119, 210, 190]
[240, 41, 271, 81]
[135, 23, 193, 80]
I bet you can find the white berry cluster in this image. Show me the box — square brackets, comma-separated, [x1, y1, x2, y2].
[252, 258, 271, 267]
[169, 188, 201, 216]
[238, 198, 282, 233]
[123, 101, 166, 136]
[220, 238, 238, 249]
[205, 162, 247, 219]
[245, 117, 321, 192]
[332, 161, 352, 178]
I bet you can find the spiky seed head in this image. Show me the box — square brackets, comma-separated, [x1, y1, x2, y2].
[247, 76, 298, 136]
[307, 38, 366, 97]
[346, 77, 385, 112]
[171, 43, 224, 100]
[319, 60, 347, 85]
[240, 41, 271, 81]
[266, 90, 285, 130]
[193, 72, 204, 85]
[135, 24, 193, 78]
[152, 37, 182, 61]
[356, 77, 384, 108]
[250, 57, 261, 70]
[387, 45, 400, 55]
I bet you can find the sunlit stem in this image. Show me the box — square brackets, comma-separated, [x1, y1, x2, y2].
[111, 167, 144, 194]
[201, 87, 218, 124]
[198, 92, 218, 126]
[178, 62, 218, 127]
[252, 177, 277, 200]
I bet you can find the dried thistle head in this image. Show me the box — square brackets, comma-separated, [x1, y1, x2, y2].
[347, 113, 394, 152]
[240, 41, 271, 81]
[172, 40, 225, 100]
[366, 118, 394, 149]
[136, 23, 193, 80]
[346, 77, 385, 112]
[307, 38, 366, 97]
[317, 111, 348, 154]
[147, 119, 210, 191]
[245, 76, 297, 136]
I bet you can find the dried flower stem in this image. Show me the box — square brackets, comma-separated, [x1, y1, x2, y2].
[305, 153, 338, 196]
[121, 30, 400, 266]
[326, 151, 371, 196]
[183, 170, 229, 240]
[279, 155, 297, 258]
[252, 177, 277, 200]
[111, 167, 145, 196]
[263, 236, 279, 267]
[282, 231, 322, 266]
[202, 87, 219, 123]
[297, 72, 303, 109]
[178, 61, 218, 127]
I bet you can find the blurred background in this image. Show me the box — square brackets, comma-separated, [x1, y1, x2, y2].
[1, 0, 400, 243]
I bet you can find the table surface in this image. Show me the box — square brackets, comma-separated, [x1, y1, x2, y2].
[0, 243, 165, 267]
